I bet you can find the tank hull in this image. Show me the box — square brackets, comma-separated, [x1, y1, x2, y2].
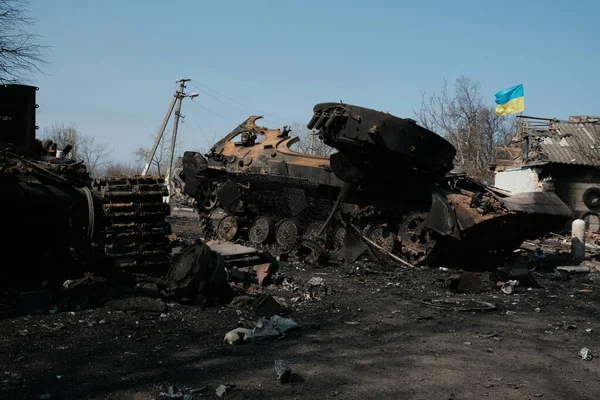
[179, 106, 571, 267]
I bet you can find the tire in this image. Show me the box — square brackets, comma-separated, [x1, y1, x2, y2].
[583, 187, 600, 209]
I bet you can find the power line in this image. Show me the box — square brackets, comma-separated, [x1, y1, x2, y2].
[190, 105, 212, 151]
[190, 81, 286, 123]
[191, 99, 240, 125]
[190, 105, 207, 136]
[192, 81, 261, 113]
[191, 84, 250, 117]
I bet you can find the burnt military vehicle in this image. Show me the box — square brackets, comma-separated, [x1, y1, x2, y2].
[0, 84, 172, 286]
[178, 103, 572, 266]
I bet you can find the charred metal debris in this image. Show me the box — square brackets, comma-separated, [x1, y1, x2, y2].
[0, 84, 271, 314]
[176, 103, 573, 268]
[0, 84, 575, 314]
[160, 239, 278, 305]
[0, 84, 172, 286]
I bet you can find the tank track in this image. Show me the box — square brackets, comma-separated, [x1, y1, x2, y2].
[344, 205, 440, 265]
[96, 176, 172, 269]
[194, 175, 332, 244]
[192, 176, 440, 265]
[199, 211, 218, 241]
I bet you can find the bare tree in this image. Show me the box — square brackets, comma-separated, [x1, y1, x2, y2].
[41, 123, 111, 177]
[42, 123, 79, 154]
[102, 161, 141, 177]
[79, 136, 111, 177]
[134, 129, 184, 177]
[289, 122, 334, 156]
[0, 0, 47, 83]
[195, 131, 218, 155]
[414, 76, 516, 181]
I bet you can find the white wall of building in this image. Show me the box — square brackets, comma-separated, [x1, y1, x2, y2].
[494, 168, 541, 194]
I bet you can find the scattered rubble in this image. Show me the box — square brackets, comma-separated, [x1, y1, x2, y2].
[3, 214, 600, 399]
[557, 266, 592, 273]
[252, 294, 281, 317]
[224, 315, 299, 345]
[446, 271, 482, 293]
[159, 239, 279, 305]
[206, 240, 278, 286]
[159, 385, 183, 399]
[215, 384, 233, 397]
[105, 297, 168, 313]
[274, 359, 292, 383]
[501, 280, 519, 295]
[580, 347, 593, 361]
[421, 298, 497, 312]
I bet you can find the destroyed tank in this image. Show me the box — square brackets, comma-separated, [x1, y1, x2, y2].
[178, 103, 572, 266]
[0, 84, 172, 286]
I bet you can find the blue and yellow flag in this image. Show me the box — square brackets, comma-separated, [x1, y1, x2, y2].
[494, 83, 525, 116]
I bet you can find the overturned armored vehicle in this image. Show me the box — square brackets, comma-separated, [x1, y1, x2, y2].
[179, 103, 572, 266]
[0, 84, 172, 286]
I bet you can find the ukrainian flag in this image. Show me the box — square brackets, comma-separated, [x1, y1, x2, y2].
[494, 83, 525, 116]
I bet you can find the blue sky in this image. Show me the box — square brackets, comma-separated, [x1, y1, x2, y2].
[27, 0, 600, 163]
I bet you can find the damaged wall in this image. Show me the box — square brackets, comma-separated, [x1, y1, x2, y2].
[495, 163, 600, 232]
[494, 168, 542, 194]
[549, 164, 600, 232]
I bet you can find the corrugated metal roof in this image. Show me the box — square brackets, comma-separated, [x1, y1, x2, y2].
[526, 121, 600, 166]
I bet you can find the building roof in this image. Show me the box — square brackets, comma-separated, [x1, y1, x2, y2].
[522, 117, 600, 166]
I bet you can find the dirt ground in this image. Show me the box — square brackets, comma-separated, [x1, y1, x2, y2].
[2, 214, 600, 400]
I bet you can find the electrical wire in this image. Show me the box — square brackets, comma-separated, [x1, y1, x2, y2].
[189, 105, 213, 151]
[190, 105, 207, 136]
[189, 81, 286, 124]
[191, 81, 262, 114]
[190, 99, 239, 125]
[192, 85, 250, 117]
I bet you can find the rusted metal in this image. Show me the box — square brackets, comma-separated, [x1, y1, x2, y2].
[249, 216, 275, 244]
[360, 233, 415, 268]
[447, 271, 482, 293]
[253, 294, 281, 317]
[275, 218, 300, 247]
[217, 215, 239, 241]
[161, 240, 213, 299]
[205, 240, 279, 286]
[299, 237, 328, 265]
[397, 212, 437, 264]
[304, 221, 327, 239]
[421, 298, 496, 311]
[366, 224, 396, 253]
[177, 102, 572, 268]
[253, 262, 276, 286]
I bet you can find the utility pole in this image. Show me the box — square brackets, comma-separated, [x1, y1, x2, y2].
[141, 78, 197, 200]
[164, 80, 186, 193]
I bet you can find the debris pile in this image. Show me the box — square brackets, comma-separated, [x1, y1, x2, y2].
[145, 239, 279, 305]
[224, 315, 299, 345]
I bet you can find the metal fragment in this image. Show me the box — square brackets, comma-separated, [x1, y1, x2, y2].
[421, 298, 496, 312]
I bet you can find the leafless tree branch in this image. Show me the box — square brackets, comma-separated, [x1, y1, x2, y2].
[0, 0, 48, 83]
[103, 161, 141, 177]
[289, 122, 334, 157]
[134, 129, 185, 177]
[414, 76, 516, 182]
[41, 123, 112, 177]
